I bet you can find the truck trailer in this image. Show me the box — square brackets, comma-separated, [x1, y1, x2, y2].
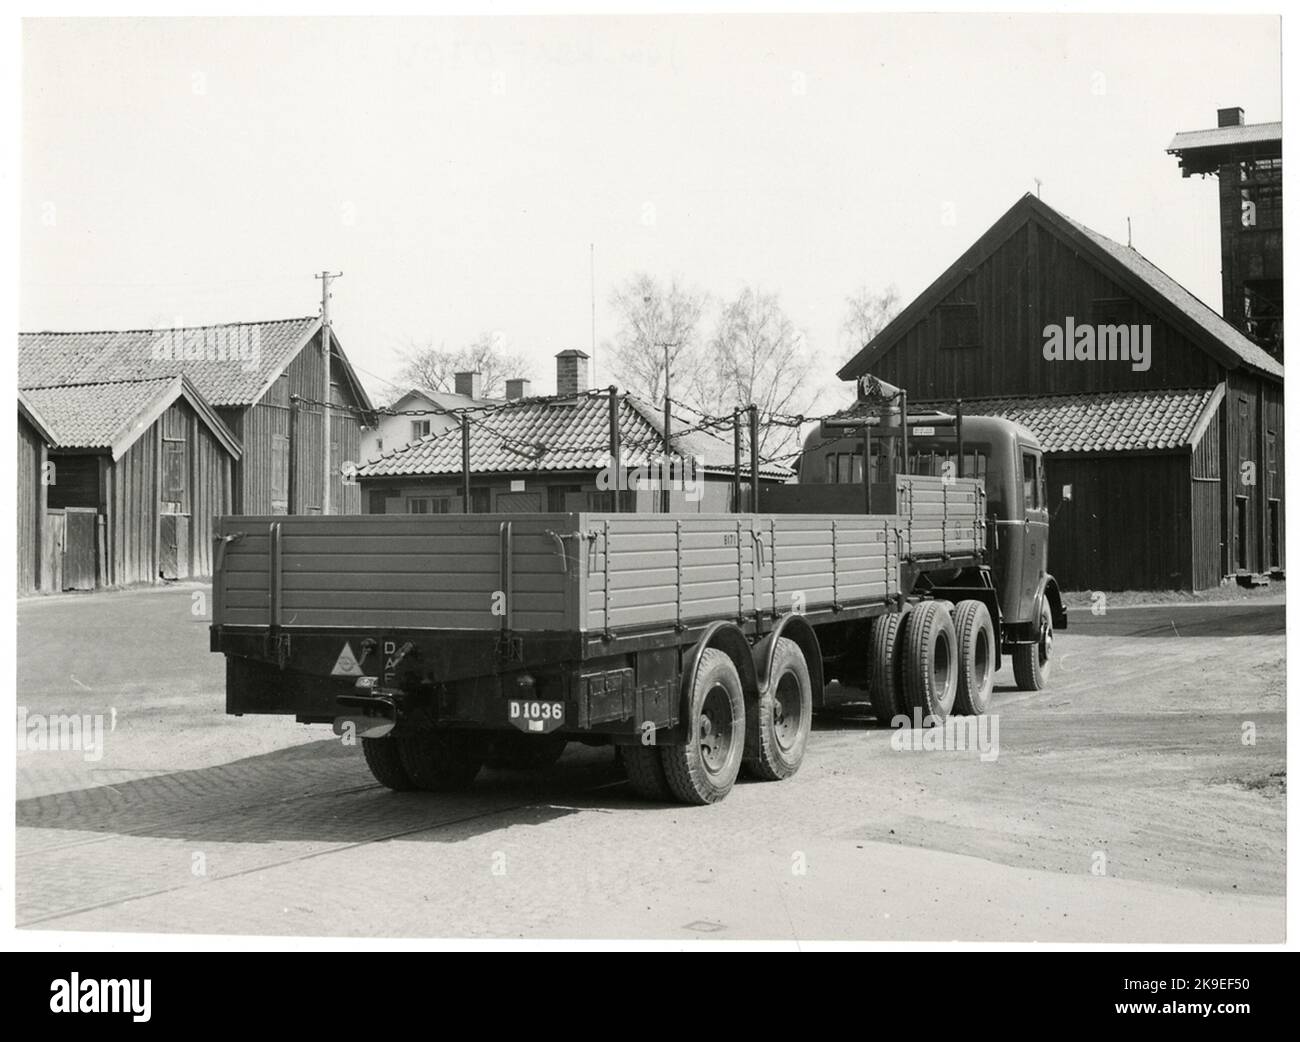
[211, 378, 1065, 805]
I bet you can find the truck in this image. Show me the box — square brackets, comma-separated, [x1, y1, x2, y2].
[210, 376, 1066, 805]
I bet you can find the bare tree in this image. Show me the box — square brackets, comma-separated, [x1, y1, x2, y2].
[706, 286, 815, 459]
[605, 273, 707, 403]
[397, 331, 533, 399]
[841, 284, 901, 363]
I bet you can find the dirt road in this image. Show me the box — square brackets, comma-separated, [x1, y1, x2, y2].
[16, 587, 1286, 941]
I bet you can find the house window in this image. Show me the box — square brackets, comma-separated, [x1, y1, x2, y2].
[825, 452, 863, 484]
[407, 498, 431, 514]
[470, 487, 492, 513]
[411, 420, 432, 441]
[938, 303, 980, 349]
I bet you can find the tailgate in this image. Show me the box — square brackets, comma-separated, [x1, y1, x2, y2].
[212, 513, 582, 632]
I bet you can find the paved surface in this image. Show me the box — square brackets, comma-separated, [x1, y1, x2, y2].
[16, 586, 1286, 941]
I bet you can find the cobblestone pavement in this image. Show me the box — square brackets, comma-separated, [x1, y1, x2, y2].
[16, 587, 1286, 942]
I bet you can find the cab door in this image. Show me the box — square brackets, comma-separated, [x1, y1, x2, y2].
[1019, 446, 1049, 614]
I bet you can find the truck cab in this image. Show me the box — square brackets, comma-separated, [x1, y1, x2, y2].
[797, 409, 1066, 674]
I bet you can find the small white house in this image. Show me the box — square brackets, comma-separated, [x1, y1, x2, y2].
[361, 372, 533, 464]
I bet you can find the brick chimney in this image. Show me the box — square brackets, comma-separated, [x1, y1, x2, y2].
[454, 371, 482, 399]
[505, 378, 532, 400]
[1218, 106, 1245, 127]
[555, 349, 589, 396]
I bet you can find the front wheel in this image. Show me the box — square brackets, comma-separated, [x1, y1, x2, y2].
[744, 637, 812, 781]
[1013, 600, 1054, 691]
[661, 649, 746, 805]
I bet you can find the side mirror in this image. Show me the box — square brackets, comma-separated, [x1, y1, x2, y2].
[1060, 484, 1073, 503]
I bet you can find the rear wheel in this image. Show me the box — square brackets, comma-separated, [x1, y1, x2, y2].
[1013, 600, 1054, 691]
[952, 600, 996, 715]
[869, 609, 909, 725]
[661, 649, 746, 805]
[361, 735, 415, 791]
[744, 637, 812, 781]
[903, 600, 958, 725]
[397, 730, 485, 791]
[623, 743, 673, 801]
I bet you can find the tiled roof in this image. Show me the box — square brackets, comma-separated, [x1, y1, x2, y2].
[21, 375, 242, 458]
[18, 316, 321, 407]
[915, 387, 1218, 454]
[357, 392, 793, 479]
[23, 377, 178, 452]
[1167, 122, 1281, 153]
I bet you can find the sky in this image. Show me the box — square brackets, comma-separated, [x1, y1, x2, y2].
[20, 14, 1282, 409]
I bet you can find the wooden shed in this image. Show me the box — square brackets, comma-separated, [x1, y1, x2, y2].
[19, 315, 375, 519]
[19, 375, 240, 589]
[838, 193, 1284, 591]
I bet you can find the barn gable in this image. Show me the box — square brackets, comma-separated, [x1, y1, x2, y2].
[838, 194, 1283, 398]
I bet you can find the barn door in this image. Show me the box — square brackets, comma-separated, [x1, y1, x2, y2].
[160, 513, 191, 580]
[62, 507, 97, 591]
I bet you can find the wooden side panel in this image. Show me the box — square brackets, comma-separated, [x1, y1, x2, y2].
[215, 514, 576, 630]
[106, 430, 158, 586]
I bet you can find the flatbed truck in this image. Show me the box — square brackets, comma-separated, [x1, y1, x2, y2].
[211, 379, 1065, 804]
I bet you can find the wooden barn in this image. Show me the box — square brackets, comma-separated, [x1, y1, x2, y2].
[19, 315, 375, 519]
[837, 193, 1284, 592]
[17, 376, 240, 589]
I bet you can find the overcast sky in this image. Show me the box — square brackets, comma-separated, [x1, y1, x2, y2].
[21, 14, 1281, 407]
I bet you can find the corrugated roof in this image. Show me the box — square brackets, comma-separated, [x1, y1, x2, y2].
[1167, 122, 1281, 153]
[18, 316, 322, 407]
[915, 387, 1218, 454]
[357, 392, 792, 479]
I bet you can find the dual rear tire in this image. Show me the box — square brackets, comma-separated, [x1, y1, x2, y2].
[871, 598, 997, 727]
[627, 638, 814, 805]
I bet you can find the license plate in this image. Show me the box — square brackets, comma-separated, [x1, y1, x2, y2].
[508, 699, 565, 734]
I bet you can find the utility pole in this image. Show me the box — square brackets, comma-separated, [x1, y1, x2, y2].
[315, 270, 342, 514]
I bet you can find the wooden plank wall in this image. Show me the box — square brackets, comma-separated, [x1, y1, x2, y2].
[17, 414, 46, 593]
[1045, 454, 1193, 591]
[224, 331, 366, 516]
[1191, 408, 1223, 590]
[870, 217, 1223, 398]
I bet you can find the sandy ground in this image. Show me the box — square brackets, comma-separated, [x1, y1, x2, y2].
[15, 585, 1286, 942]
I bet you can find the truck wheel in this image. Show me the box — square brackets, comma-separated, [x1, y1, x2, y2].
[623, 744, 673, 801]
[869, 609, 909, 725]
[484, 733, 567, 772]
[397, 730, 485, 791]
[1013, 600, 1054, 691]
[744, 637, 811, 781]
[361, 735, 416, 791]
[903, 600, 958, 725]
[952, 600, 996, 715]
[661, 649, 746, 805]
